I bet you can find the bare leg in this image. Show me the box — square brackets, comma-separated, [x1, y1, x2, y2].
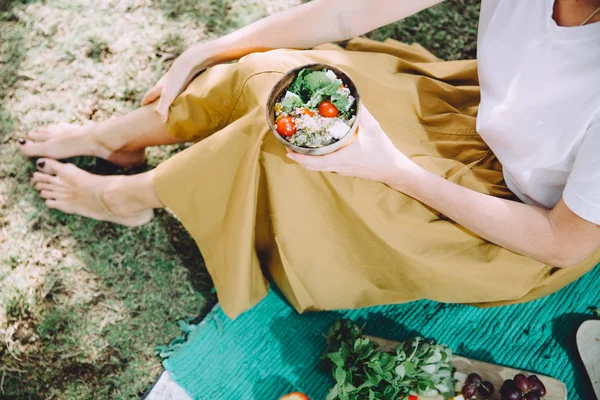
[18, 105, 185, 167]
[32, 158, 162, 226]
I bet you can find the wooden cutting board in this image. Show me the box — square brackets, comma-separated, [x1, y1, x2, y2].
[366, 336, 567, 400]
[577, 320, 600, 399]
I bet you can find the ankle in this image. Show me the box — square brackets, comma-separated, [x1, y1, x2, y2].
[100, 172, 161, 216]
[100, 176, 147, 216]
[88, 122, 128, 154]
[76, 122, 120, 159]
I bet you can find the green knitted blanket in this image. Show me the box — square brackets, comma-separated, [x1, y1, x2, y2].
[161, 265, 599, 399]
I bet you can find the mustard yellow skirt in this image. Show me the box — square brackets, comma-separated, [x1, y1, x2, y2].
[152, 38, 598, 319]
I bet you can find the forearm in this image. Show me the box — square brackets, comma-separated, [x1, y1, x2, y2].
[390, 165, 576, 267]
[193, 0, 444, 66]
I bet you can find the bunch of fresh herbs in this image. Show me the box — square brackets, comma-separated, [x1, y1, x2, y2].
[321, 320, 456, 400]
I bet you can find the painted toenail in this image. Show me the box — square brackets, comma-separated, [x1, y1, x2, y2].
[18, 138, 26, 145]
[37, 160, 45, 169]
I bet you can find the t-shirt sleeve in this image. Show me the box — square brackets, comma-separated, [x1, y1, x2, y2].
[563, 116, 600, 225]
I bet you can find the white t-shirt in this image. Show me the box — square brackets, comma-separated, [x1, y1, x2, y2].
[476, 0, 600, 224]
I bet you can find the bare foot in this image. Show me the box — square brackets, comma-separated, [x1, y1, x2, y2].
[18, 123, 145, 168]
[32, 158, 154, 226]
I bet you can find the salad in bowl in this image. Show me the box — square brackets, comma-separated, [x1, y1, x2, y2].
[266, 63, 361, 155]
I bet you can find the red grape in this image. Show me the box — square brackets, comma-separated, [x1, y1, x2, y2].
[525, 392, 540, 400]
[501, 380, 521, 400]
[528, 375, 546, 397]
[479, 380, 495, 397]
[462, 383, 478, 399]
[501, 388, 522, 400]
[527, 375, 546, 394]
[514, 373, 529, 393]
[466, 373, 483, 386]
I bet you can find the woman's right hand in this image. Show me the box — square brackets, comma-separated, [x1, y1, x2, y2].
[141, 45, 212, 122]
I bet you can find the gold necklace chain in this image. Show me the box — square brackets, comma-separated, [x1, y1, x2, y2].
[581, 5, 600, 25]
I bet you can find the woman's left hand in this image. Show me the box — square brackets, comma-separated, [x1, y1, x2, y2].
[286, 105, 419, 186]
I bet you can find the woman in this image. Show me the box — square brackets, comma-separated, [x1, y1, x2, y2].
[17, 0, 600, 318]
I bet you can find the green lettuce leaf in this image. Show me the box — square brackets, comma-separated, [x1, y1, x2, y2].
[286, 68, 356, 117]
[331, 90, 351, 114]
[288, 68, 312, 101]
[304, 71, 331, 92]
[306, 80, 343, 108]
[279, 91, 305, 112]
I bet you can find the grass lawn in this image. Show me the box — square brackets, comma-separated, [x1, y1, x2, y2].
[0, 0, 479, 398]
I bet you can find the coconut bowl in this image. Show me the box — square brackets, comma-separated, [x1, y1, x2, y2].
[266, 63, 361, 156]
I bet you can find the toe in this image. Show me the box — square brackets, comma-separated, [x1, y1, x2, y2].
[34, 182, 51, 191]
[34, 182, 65, 192]
[45, 199, 57, 209]
[19, 141, 49, 157]
[32, 171, 58, 184]
[26, 130, 51, 142]
[37, 158, 66, 176]
[39, 190, 63, 200]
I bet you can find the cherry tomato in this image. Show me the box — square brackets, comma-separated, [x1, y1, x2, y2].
[280, 392, 310, 400]
[297, 108, 315, 117]
[276, 116, 296, 137]
[318, 101, 339, 118]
